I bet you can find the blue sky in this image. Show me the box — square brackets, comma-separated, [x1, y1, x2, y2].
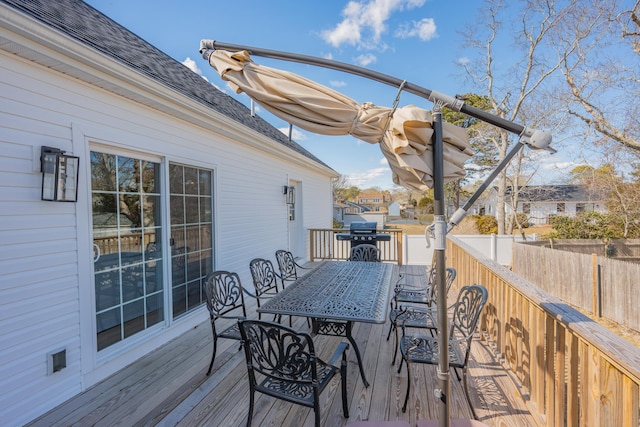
[84, 0, 567, 190]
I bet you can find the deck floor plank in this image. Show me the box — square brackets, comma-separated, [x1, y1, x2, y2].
[27, 265, 538, 427]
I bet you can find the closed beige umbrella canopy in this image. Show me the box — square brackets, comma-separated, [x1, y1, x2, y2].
[207, 49, 473, 190]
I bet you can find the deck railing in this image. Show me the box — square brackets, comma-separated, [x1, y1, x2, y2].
[309, 228, 403, 264]
[448, 235, 640, 427]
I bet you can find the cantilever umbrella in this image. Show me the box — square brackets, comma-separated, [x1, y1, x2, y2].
[205, 49, 473, 191]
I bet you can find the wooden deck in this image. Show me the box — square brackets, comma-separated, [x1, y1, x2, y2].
[28, 265, 537, 427]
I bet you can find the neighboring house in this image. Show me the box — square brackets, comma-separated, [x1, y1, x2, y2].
[481, 185, 607, 225]
[0, 1, 338, 425]
[357, 191, 392, 213]
[343, 200, 370, 214]
[387, 200, 401, 217]
[333, 201, 349, 224]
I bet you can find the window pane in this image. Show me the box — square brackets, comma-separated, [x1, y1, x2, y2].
[169, 164, 183, 194]
[142, 195, 161, 227]
[97, 308, 121, 351]
[92, 150, 162, 351]
[200, 225, 212, 250]
[144, 228, 161, 261]
[187, 281, 202, 310]
[91, 152, 116, 192]
[185, 225, 200, 252]
[199, 170, 211, 195]
[172, 285, 186, 318]
[146, 294, 164, 327]
[95, 270, 120, 311]
[142, 160, 159, 193]
[145, 260, 163, 293]
[169, 163, 214, 319]
[184, 167, 198, 195]
[200, 196, 212, 223]
[185, 196, 199, 224]
[123, 300, 145, 338]
[118, 156, 140, 192]
[122, 264, 144, 303]
[170, 196, 185, 225]
[92, 193, 118, 227]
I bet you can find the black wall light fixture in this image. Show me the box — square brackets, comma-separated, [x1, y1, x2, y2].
[283, 185, 295, 205]
[41, 146, 80, 202]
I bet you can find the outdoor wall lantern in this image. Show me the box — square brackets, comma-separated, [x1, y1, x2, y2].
[283, 185, 295, 205]
[41, 146, 80, 202]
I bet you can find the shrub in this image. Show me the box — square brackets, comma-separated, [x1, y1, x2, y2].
[475, 215, 498, 235]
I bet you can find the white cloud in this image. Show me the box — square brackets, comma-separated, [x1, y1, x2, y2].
[355, 53, 377, 66]
[182, 57, 209, 82]
[347, 167, 390, 187]
[278, 126, 307, 141]
[321, 0, 426, 49]
[379, 157, 389, 165]
[456, 56, 470, 66]
[394, 18, 437, 41]
[330, 80, 348, 88]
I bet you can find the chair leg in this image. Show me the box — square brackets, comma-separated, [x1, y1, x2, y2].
[340, 354, 349, 418]
[207, 336, 217, 376]
[314, 405, 320, 427]
[391, 325, 400, 365]
[402, 360, 411, 412]
[397, 351, 404, 373]
[462, 366, 479, 420]
[246, 390, 254, 427]
[386, 302, 395, 341]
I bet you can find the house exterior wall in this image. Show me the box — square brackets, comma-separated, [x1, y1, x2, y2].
[515, 201, 607, 225]
[0, 24, 335, 427]
[387, 201, 400, 216]
[479, 187, 606, 225]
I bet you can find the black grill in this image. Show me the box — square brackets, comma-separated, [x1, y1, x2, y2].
[336, 221, 391, 248]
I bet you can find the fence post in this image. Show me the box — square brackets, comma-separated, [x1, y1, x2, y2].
[591, 253, 598, 317]
[490, 233, 497, 261]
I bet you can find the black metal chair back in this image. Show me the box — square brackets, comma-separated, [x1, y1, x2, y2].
[249, 258, 279, 295]
[202, 271, 247, 375]
[349, 244, 380, 262]
[238, 320, 349, 427]
[275, 249, 304, 287]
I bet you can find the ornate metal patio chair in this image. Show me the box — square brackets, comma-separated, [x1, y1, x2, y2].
[238, 319, 350, 427]
[275, 249, 310, 288]
[392, 263, 437, 305]
[249, 258, 288, 324]
[202, 270, 247, 376]
[349, 244, 380, 262]
[390, 251, 437, 307]
[397, 284, 488, 417]
[387, 267, 457, 364]
[275, 249, 311, 327]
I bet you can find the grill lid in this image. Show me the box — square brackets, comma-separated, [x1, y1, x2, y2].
[350, 221, 377, 234]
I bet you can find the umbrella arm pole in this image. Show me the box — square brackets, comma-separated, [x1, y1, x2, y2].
[447, 140, 525, 229]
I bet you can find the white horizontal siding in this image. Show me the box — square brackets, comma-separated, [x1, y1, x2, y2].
[0, 30, 334, 427]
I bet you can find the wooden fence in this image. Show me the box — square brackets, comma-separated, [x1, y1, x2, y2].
[448, 235, 640, 427]
[308, 228, 403, 264]
[512, 243, 640, 333]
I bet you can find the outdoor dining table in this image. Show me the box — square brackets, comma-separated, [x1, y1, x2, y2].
[257, 260, 395, 387]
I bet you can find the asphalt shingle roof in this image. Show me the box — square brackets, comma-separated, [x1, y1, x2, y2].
[505, 185, 601, 202]
[2, 0, 331, 169]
